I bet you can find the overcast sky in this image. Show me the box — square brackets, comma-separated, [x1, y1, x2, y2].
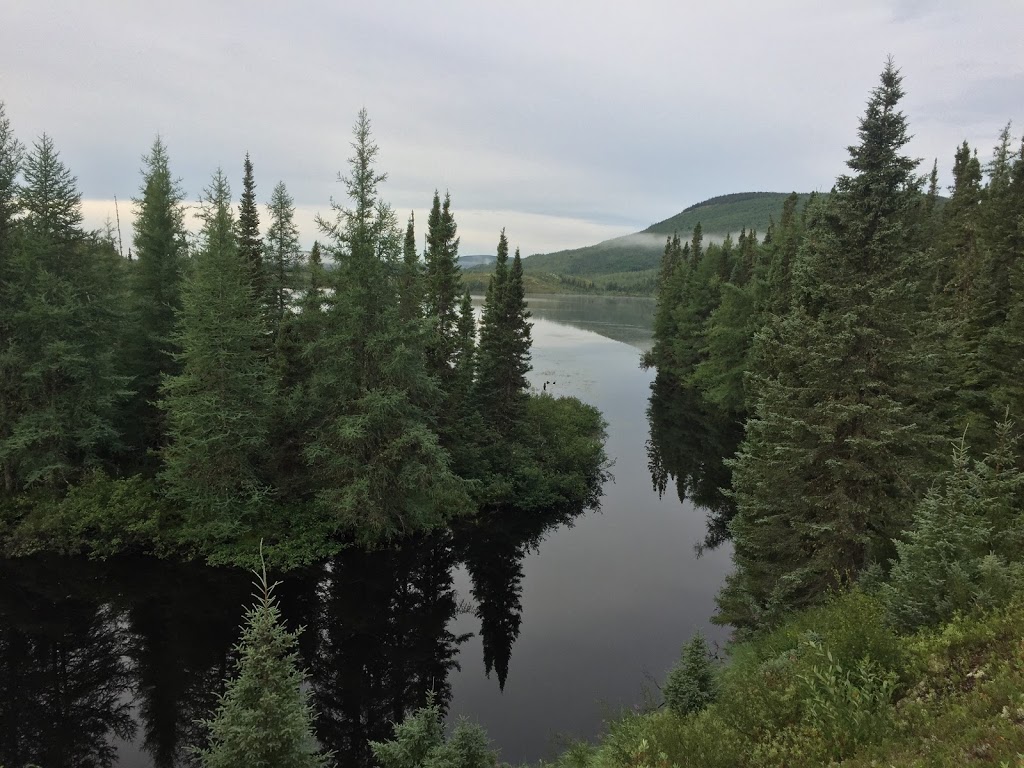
[2, 1, 1023, 256]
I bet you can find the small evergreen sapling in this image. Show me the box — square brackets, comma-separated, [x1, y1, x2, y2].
[370, 693, 496, 768]
[197, 551, 330, 768]
[663, 632, 717, 717]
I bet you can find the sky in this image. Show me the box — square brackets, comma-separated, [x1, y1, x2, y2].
[2, 1, 1023, 257]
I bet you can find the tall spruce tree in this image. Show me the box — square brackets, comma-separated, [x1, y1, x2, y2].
[719, 61, 939, 630]
[0, 134, 128, 492]
[399, 212, 422, 324]
[476, 232, 532, 434]
[237, 153, 264, 305]
[263, 180, 301, 339]
[125, 136, 187, 461]
[159, 169, 272, 541]
[305, 110, 471, 544]
[423, 191, 462, 380]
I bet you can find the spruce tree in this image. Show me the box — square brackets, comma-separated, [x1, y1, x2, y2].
[0, 102, 24, 495]
[719, 61, 939, 629]
[237, 153, 264, 304]
[305, 110, 471, 544]
[263, 180, 301, 338]
[663, 632, 717, 717]
[125, 136, 187, 461]
[198, 559, 329, 768]
[1, 134, 128, 492]
[399, 212, 422, 324]
[424, 191, 462, 379]
[476, 232, 532, 434]
[159, 169, 272, 540]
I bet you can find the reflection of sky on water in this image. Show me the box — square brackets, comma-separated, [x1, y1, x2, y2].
[449, 295, 731, 764]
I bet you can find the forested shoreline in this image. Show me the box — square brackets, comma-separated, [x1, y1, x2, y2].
[544, 60, 1024, 768]
[0, 105, 608, 567]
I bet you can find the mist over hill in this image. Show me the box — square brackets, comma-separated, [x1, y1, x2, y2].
[465, 192, 813, 295]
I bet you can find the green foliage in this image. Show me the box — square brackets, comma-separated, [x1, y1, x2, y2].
[124, 136, 187, 462]
[263, 179, 301, 338]
[500, 395, 609, 510]
[236, 152, 265, 305]
[198, 559, 330, 768]
[476, 232, 532, 434]
[521, 192, 813, 285]
[370, 695, 496, 768]
[720, 61, 943, 630]
[305, 110, 473, 545]
[1, 133, 130, 494]
[883, 423, 1024, 631]
[663, 633, 717, 717]
[158, 169, 272, 542]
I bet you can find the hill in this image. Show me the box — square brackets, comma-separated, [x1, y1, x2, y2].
[518, 192, 813, 278]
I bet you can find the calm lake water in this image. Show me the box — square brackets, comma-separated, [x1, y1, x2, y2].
[0, 294, 732, 767]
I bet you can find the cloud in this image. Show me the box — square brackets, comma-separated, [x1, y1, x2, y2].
[7, 1, 1024, 257]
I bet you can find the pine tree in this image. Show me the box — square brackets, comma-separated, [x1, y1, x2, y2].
[719, 61, 939, 629]
[125, 136, 187, 461]
[237, 153, 264, 304]
[263, 180, 301, 339]
[198, 558, 330, 768]
[159, 169, 272, 539]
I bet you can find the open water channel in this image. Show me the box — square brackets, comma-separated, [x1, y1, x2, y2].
[0, 294, 732, 767]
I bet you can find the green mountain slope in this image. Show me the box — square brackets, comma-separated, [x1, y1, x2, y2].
[520, 192, 813, 277]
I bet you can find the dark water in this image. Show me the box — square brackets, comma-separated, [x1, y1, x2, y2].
[0, 294, 732, 767]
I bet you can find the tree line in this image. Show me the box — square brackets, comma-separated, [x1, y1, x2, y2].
[0, 105, 608, 566]
[645, 61, 1024, 633]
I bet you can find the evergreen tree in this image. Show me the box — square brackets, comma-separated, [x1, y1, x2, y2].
[0, 102, 25, 496]
[125, 136, 187, 461]
[399, 212, 423, 324]
[198, 559, 329, 768]
[424, 191, 462, 379]
[237, 153, 264, 303]
[719, 61, 938, 630]
[663, 632, 717, 717]
[370, 694, 495, 768]
[1, 134, 128, 493]
[476, 233, 532, 434]
[305, 110, 471, 544]
[159, 169, 272, 541]
[263, 180, 301, 338]
[883, 423, 1024, 631]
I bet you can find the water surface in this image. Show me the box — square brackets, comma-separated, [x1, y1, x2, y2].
[0, 294, 731, 767]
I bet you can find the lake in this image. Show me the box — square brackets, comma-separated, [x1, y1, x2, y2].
[0, 294, 732, 767]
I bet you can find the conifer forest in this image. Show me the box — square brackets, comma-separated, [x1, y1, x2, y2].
[2, 54, 1024, 768]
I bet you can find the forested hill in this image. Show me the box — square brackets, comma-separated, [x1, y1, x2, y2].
[522, 192, 812, 276]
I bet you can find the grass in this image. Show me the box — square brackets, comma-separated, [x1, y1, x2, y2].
[528, 590, 1024, 768]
